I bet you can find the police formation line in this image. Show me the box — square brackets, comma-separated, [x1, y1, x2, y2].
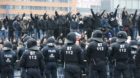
[0, 30, 140, 78]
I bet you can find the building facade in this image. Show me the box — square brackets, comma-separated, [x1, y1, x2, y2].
[2, 0, 139, 18]
[101, 0, 140, 13]
[0, 0, 77, 18]
[77, 0, 101, 15]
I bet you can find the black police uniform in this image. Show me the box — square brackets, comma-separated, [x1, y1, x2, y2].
[86, 30, 108, 78]
[108, 37, 117, 78]
[129, 40, 138, 78]
[110, 31, 131, 78]
[18, 36, 31, 78]
[41, 37, 59, 78]
[135, 40, 140, 78]
[20, 39, 45, 78]
[0, 41, 17, 78]
[79, 39, 87, 78]
[61, 32, 83, 78]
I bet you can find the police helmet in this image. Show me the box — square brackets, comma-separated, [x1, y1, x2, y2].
[117, 31, 127, 42]
[92, 30, 103, 42]
[22, 36, 31, 43]
[110, 37, 117, 43]
[3, 41, 13, 51]
[66, 32, 76, 43]
[47, 37, 56, 46]
[27, 39, 39, 50]
[130, 40, 138, 49]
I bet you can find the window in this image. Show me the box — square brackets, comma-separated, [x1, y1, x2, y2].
[132, 0, 139, 9]
[126, 0, 132, 9]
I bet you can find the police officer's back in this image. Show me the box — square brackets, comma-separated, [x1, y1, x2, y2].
[61, 32, 83, 78]
[41, 37, 59, 78]
[110, 31, 131, 78]
[20, 38, 45, 78]
[135, 40, 140, 78]
[86, 30, 108, 78]
[0, 41, 17, 78]
[129, 40, 138, 78]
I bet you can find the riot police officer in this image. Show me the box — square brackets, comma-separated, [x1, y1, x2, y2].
[108, 37, 117, 78]
[18, 36, 31, 78]
[129, 40, 138, 78]
[86, 30, 108, 78]
[0, 41, 17, 78]
[41, 37, 59, 78]
[135, 40, 140, 78]
[61, 32, 83, 78]
[20, 38, 45, 78]
[110, 31, 131, 78]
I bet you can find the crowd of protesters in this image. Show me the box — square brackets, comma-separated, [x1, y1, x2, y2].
[0, 5, 140, 43]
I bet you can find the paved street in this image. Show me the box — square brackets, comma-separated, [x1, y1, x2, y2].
[14, 67, 64, 78]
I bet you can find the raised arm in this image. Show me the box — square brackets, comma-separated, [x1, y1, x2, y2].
[122, 7, 126, 19]
[55, 11, 59, 17]
[66, 12, 72, 22]
[132, 9, 137, 21]
[30, 13, 35, 21]
[90, 9, 96, 19]
[43, 12, 47, 20]
[21, 13, 25, 20]
[113, 4, 119, 17]
[100, 10, 106, 17]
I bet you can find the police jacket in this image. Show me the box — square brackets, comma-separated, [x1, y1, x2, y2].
[20, 50, 45, 70]
[18, 46, 26, 59]
[41, 46, 59, 63]
[135, 48, 140, 68]
[0, 50, 17, 67]
[110, 42, 132, 62]
[61, 43, 83, 64]
[86, 40, 108, 64]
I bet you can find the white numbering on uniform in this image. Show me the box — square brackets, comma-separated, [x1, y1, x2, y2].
[29, 55, 37, 60]
[4, 54, 12, 63]
[133, 55, 136, 59]
[66, 46, 73, 55]
[49, 54, 55, 58]
[6, 58, 11, 63]
[67, 46, 72, 50]
[30, 51, 35, 55]
[119, 44, 126, 52]
[131, 51, 137, 59]
[29, 51, 37, 60]
[97, 43, 104, 51]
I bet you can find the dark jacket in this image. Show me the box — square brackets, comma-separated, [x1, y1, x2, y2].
[110, 42, 132, 62]
[61, 43, 83, 64]
[0, 50, 17, 71]
[86, 40, 108, 64]
[41, 46, 59, 63]
[20, 50, 45, 71]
